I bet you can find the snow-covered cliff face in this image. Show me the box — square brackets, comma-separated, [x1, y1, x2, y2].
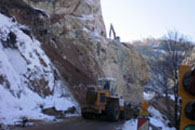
[0, 13, 78, 125]
[0, 0, 150, 103]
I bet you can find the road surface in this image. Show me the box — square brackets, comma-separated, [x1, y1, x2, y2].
[12, 117, 125, 130]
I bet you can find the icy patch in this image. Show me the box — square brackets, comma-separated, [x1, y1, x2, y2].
[162, 94, 175, 101]
[122, 119, 137, 130]
[169, 95, 175, 101]
[143, 91, 155, 100]
[148, 107, 176, 130]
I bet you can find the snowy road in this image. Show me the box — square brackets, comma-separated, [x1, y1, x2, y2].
[12, 117, 125, 130]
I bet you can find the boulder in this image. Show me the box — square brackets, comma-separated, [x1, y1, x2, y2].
[42, 107, 64, 117]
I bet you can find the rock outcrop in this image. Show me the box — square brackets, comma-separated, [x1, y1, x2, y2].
[23, 0, 106, 38]
[0, 13, 78, 125]
[0, 0, 150, 103]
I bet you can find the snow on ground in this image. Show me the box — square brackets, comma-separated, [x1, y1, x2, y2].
[0, 13, 79, 125]
[148, 106, 176, 130]
[122, 119, 137, 130]
[122, 106, 176, 130]
[167, 94, 175, 101]
[169, 95, 175, 101]
[143, 91, 155, 100]
[162, 94, 175, 101]
[144, 90, 175, 101]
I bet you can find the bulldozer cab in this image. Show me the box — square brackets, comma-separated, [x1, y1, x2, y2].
[97, 77, 117, 96]
[82, 77, 125, 121]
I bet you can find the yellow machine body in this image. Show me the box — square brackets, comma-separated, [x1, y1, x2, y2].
[81, 77, 125, 121]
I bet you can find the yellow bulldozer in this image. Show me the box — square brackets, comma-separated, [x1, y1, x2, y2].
[81, 77, 125, 121]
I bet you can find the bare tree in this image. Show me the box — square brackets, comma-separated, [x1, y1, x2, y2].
[134, 31, 194, 127]
[153, 31, 193, 127]
[148, 54, 175, 124]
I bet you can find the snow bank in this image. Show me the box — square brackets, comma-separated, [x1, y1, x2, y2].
[0, 13, 79, 125]
[122, 106, 176, 130]
[122, 119, 137, 130]
[143, 91, 155, 100]
[148, 106, 175, 130]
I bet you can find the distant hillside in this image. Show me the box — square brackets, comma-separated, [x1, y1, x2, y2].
[132, 37, 194, 93]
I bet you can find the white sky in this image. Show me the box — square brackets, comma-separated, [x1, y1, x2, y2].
[101, 0, 195, 42]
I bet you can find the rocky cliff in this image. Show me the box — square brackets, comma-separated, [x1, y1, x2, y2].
[0, 0, 150, 103]
[0, 13, 78, 125]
